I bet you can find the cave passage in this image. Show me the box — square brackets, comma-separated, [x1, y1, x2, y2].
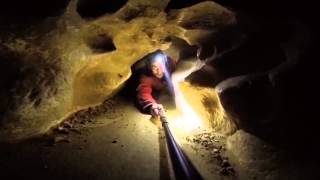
[0, 0, 318, 179]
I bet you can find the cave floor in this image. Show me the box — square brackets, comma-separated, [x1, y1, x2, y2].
[0, 96, 236, 180]
[1, 95, 319, 180]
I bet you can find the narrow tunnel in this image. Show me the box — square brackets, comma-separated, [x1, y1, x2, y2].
[0, 0, 318, 180]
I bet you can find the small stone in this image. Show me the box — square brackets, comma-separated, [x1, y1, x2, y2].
[221, 159, 230, 167]
[70, 128, 82, 134]
[112, 140, 117, 143]
[54, 136, 71, 143]
[57, 127, 69, 134]
[63, 121, 72, 128]
[186, 137, 191, 142]
[220, 168, 229, 176]
[213, 148, 219, 153]
[219, 166, 235, 176]
[226, 166, 235, 173]
[212, 154, 219, 158]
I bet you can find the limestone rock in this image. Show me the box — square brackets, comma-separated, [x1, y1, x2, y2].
[226, 130, 280, 180]
[216, 74, 275, 134]
[0, 0, 236, 141]
[215, 18, 315, 142]
[177, 82, 236, 134]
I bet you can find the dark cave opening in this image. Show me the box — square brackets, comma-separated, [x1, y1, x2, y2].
[0, 0, 69, 17]
[166, 0, 206, 10]
[0, 0, 69, 32]
[76, 0, 127, 19]
[86, 33, 116, 53]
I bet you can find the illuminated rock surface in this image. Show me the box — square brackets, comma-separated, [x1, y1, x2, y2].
[0, 0, 235, 141]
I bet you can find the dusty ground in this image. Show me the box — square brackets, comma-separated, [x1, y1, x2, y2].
[1, 93, 320, 180]
[0, 95, 237, 180]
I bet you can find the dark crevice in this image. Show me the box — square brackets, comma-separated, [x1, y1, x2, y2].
[86, 34, 116, 53]
[169, 36, 199, 60]
[120, 5, 149, 22]
[165, 0, 206, 11]
[0, 0, 69, 32]
[76, 0, 127, 19]
[0, 0, 69, 17]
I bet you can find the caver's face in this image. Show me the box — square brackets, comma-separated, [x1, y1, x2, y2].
[151, 62, 164, 79]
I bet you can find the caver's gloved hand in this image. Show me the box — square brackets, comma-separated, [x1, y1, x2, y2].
[150, 103, 163, 117]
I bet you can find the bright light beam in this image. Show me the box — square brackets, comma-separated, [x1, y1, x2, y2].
[171, 60, 206, 132]
[173, 81, 203, 132]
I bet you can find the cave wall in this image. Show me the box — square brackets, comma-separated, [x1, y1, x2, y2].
[0, 0, 236, 141]
[2, 0, 315, 145]
[191, 0, 318, 146]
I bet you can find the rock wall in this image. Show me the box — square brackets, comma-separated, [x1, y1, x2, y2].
[0, 0, 236, 142]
